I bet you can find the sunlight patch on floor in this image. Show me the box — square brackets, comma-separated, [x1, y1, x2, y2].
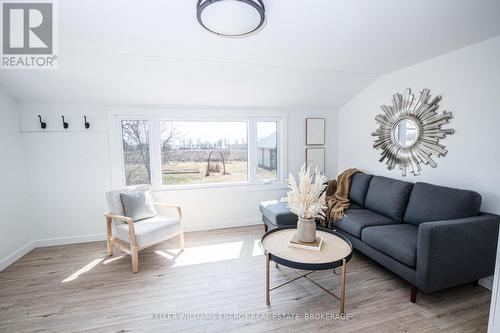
[62, 258, 104, 282]
[155, 241, 244, 267]
[103, 255, 125, 264]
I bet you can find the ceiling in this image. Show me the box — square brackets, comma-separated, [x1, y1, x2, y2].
[1, 0, 500, 108]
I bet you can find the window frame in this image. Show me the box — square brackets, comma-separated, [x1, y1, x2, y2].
[114, 114, 287, 191]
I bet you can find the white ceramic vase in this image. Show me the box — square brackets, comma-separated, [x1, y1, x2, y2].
[297, 218, 316, 243]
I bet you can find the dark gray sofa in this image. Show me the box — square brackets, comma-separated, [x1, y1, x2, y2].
[259, 173, 500, 302]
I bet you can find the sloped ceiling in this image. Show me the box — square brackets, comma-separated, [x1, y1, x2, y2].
[1, 0, 499, 108]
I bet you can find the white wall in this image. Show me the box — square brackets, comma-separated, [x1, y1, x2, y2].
[336, 36, 500, 332]
[20, 104, 112, 243]
[18, 103, 338, 242]
[337, 36, 500, 214]
[0, 91, 31, 270]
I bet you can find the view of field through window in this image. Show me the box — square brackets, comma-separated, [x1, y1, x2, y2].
[122, 120, 151, 186]
[161, 121, 249, 185]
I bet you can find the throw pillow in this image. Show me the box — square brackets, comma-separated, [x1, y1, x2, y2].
[120, 190, 157, 221]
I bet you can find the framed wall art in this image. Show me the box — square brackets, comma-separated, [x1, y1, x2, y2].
[305, 147, 325, 174]
[305, 118, 325, 145]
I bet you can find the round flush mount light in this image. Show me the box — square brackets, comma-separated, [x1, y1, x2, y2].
[196, 0, 266, 37]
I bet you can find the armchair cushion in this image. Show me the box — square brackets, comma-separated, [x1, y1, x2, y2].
[115, 216, 181, 248]
[120, 190, 157, 221]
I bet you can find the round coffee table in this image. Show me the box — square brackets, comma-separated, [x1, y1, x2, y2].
[261, 226, 353, 314]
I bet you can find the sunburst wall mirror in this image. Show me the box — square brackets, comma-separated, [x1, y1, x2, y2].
[372, 88, 455, 176]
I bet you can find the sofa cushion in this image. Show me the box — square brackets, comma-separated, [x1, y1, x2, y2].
[348, 203, 363, 210]
[348, 173, 373, 206]
[364, 176, 413, 222]
[335, 209, 397, 238]
[362, 224, 418, 267]
[259, 200, 297, 227]
[404, 182, 482, 226]
[115, 216, 180, 248]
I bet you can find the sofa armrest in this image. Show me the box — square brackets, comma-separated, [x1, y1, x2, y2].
[416, 214, 500, 292]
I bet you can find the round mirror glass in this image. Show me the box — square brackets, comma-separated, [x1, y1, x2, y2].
[393, 118, 419, 148]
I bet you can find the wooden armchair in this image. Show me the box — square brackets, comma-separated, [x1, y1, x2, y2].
[105, 185, 184, 273]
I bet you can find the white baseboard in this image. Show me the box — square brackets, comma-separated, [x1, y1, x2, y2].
[480, 276, 494, 290]
[0, 242, 34, 271]
[32, 234, 106, 248]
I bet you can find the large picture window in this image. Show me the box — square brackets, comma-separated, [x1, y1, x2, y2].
[118, 117, 284, 188]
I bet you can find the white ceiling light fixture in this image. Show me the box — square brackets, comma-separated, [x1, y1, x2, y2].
[196, 0, 266, 37]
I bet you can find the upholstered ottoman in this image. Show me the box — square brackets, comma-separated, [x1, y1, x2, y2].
[259, 200, 297, 231]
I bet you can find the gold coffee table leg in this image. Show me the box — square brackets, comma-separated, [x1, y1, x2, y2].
[340, 258, 347, 314]
[266, 253, 270, 305]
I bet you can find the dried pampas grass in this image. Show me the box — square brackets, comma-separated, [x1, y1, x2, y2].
[282, 164, 327, 219]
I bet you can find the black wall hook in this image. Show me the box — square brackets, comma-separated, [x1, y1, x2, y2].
[38, 115, 46, 129]
[61, 116, 69, 129]
[84, 115, 90, 129]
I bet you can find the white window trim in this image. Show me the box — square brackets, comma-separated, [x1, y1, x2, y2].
[110, 112, 288, 191]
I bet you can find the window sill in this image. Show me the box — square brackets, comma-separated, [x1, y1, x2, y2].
[151, 181, 288, 192]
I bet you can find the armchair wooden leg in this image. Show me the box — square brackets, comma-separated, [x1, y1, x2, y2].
[410, 285, 417, 303]
[179, 232, 185, 250]
[106, 239, 113, 257]
[105, 216, 113, 256]
[131, 248, 139, 273]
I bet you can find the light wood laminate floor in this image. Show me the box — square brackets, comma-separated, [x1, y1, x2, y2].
[0, 226, 491, 333]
